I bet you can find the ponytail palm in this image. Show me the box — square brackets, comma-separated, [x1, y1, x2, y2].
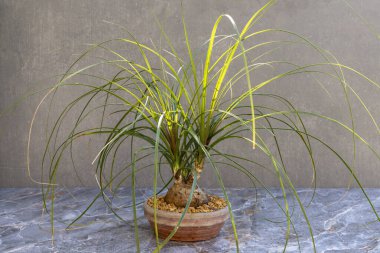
[29, 0, 380, 252]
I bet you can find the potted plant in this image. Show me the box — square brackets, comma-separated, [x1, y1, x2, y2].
[21, 0, 380, 252]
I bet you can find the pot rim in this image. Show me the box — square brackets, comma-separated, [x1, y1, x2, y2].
[143, 199, 229, 218]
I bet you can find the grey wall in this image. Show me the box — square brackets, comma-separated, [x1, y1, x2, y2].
[1, 0, 380, 188]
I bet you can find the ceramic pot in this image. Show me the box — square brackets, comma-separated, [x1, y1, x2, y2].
[143, 201, 229, 241]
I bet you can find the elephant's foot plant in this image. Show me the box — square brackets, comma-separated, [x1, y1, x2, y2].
[20, 0, 380, 252]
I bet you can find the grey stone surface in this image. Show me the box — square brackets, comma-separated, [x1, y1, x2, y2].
[1, 188, 380, 252]
[1, 1, 380, 187]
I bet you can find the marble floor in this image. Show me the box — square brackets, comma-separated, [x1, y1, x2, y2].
[1, 188, 380, 252]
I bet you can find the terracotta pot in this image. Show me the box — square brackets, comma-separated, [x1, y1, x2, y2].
[143, 201, 229, 242]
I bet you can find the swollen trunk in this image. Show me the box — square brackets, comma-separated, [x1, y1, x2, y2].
[165, 160, 208, 208]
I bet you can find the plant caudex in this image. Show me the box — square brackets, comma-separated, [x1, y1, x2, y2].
[25, 0, 380, 252]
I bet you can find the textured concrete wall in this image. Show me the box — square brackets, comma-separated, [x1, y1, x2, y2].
[1, 0, 380, 187]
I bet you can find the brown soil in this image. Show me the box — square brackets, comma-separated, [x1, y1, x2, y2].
[147, 195, 227, 213]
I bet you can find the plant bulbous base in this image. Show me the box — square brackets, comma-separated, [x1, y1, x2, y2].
[164, 180, 209, 208]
